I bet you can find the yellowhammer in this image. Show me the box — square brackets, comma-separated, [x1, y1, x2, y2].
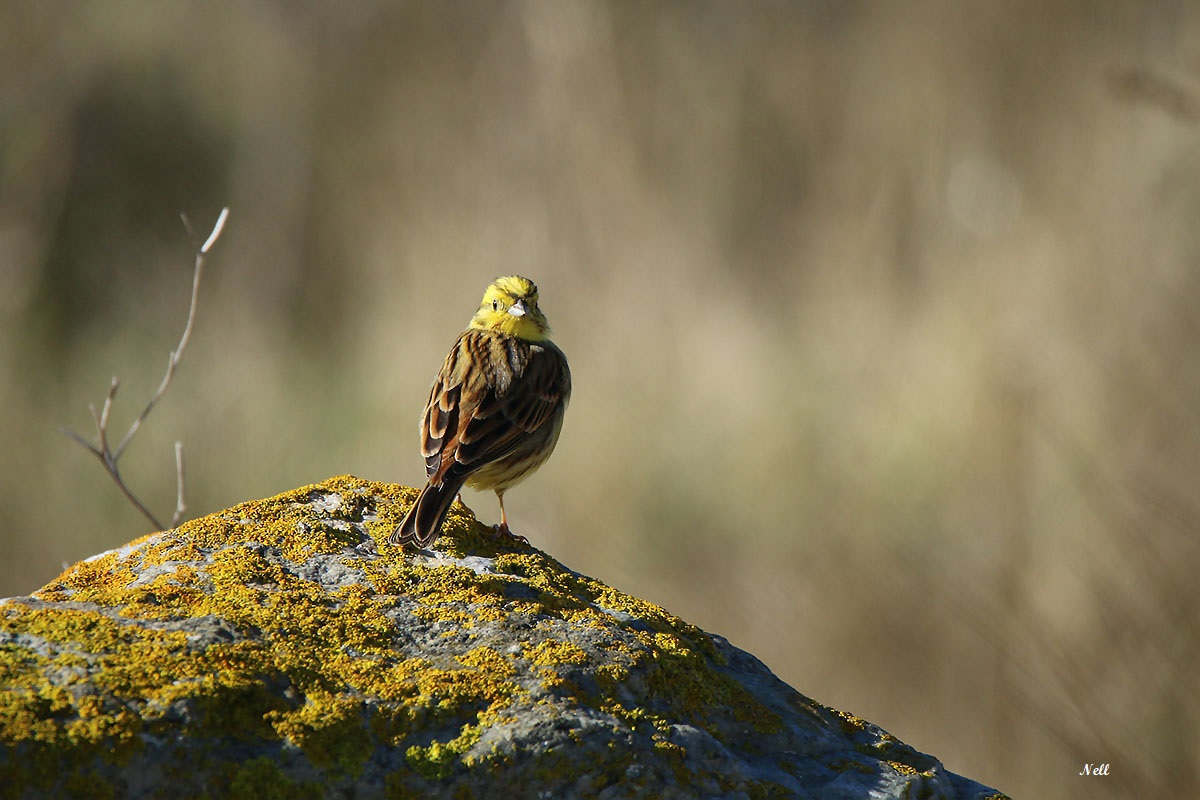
[390, 276, 571, 549]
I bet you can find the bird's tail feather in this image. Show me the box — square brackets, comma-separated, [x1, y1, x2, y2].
[389, 480, 462, 548]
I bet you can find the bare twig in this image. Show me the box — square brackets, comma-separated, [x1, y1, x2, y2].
[172, 441, 187, 528]
[114, 207, 228, 461]
[61, 207, 229, 532]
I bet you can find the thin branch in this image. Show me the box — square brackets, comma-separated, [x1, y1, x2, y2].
[172, 441, 187, 528]
[61, 207, 229, 532]
[104, 453, 167, 531]
[200, 208, 229, 254]
[113, 207, 228, 461]
[60, 425, 100, 457]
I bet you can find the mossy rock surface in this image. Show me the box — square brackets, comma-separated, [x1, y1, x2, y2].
[0, 475, 1007, 799]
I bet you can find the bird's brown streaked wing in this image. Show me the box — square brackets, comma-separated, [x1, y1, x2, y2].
[454, 342, 568, 466]
[428, 335, 568, 483]
[418, 335, 474, 483]
[420, 374, 459, 480]
[419, 330, 506, 486]
[498, 343, 570, 432]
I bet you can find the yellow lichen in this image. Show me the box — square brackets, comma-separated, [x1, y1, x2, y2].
[832, 708, 868, 734]
[456, 647, 515, 677]
[0, 475, 804, 794]
[888, 760, 921, 776]
[522, 639, 588, 667]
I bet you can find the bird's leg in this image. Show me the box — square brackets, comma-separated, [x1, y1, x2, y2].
[490, 492, 528, 544]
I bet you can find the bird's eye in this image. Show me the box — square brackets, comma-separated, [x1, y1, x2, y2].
[492, 300, 499, 311]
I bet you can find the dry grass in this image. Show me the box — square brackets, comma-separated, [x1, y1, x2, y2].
[3, 2, 1199, 796]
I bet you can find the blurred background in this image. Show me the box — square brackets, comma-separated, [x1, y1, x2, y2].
[3, 1, 1199, 796]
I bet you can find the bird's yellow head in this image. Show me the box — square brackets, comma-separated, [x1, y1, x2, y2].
[468, 276, 552, 341]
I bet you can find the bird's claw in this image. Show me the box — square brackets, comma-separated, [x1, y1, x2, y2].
[488, 523, 528, 545]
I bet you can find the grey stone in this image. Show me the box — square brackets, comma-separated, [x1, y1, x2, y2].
[0, 476, 1008, 800]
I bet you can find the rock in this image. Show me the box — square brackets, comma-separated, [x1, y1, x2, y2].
[0, 476, 1008, 799]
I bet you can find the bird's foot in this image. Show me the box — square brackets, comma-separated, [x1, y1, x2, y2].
[487, 522, 529, 545]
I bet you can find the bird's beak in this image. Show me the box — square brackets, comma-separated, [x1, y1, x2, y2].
[508, 300, 527, 318]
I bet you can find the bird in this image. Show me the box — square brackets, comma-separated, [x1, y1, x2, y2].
[390, 275, 571, 549]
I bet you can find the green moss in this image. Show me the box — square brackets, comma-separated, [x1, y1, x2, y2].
[227, 757, 322, 800]
[830, 758, 874, 775]
[745, 781, 798, 799]
[405, 736, 468, 780]
[60, 770, 117, 800]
